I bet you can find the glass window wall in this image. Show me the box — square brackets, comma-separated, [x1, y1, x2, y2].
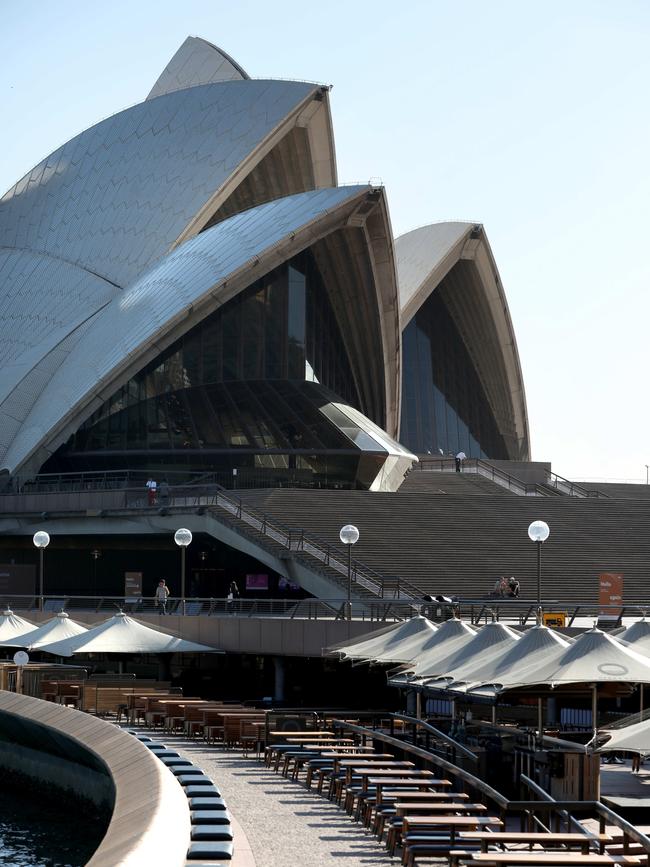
[400, 287, 508, 458]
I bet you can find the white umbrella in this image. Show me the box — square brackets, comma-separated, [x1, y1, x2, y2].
[17, 612, 88, 650]
[597, 716, 650, 753]
[458, 624, 574, 697]
[500, 628, 650, 690]
[410, 621, 521, 687]
[0, 609, 36, 645]
[325, 615, 437, 664]
[389, 617, 477, 686]
[616, 619, 650, 654]
[37, 612, 221, 656]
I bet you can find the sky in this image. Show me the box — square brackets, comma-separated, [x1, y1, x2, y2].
[2, 0, 649, 482]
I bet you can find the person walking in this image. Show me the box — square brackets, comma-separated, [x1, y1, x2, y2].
[227, 580, 240, 613]
[455, 451, 466, 472]
[155, 579, 169, 614]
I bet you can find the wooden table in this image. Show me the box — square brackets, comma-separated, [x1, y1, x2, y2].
[457, 832, 613, 856]
[395, 801, 487, 815]
[400, 814, 503, 865]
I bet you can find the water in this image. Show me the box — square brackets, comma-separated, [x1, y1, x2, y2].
[0, 784, 106, 867]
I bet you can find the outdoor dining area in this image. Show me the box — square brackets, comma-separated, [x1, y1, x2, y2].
[257, 716, 650, 867]
[7, 602, 650, 865]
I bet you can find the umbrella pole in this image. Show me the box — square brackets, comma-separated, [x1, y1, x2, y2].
[537, 697, 543, 744]
[592, 684, 598, 740]
[641, 683, 645, 716]
[416, 691, 422, 720]
[492, 702, 497, 725]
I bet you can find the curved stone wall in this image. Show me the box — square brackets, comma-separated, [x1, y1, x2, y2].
[0, 691, 190, 867]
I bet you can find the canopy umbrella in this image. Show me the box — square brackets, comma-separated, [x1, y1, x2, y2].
[16, 612, 89, 650]
[464, 628, 650, 739]
[615, 620, 650, 712]
[616, 618, 650, 653]
[398, 621, 519, 687]
[324, 615, 437, 664]
[388, 617, 478, 687]
[596, 715, 650, 753]
[496, 628, 650, 690]
[0, 609, 36, 645]
[37, 612, 221, 656]
[452, 624, 574, 697]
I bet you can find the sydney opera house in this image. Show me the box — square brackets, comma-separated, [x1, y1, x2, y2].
[0, 36, 529, 496]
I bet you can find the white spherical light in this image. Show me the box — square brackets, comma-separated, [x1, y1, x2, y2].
[527, 520, 550, 543]
[174, 528, 193, 547]
[339, 524, 359, 545]
[33, 531, 50, 549]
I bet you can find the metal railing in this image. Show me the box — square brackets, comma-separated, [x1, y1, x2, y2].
[332, 720, 650, 860]
[6, 467, 361, 495]
[0, 479, 424, 605]
[0, 594, 415, 621]
[415, 458, 608, 498]
[521, 773, 650, 859]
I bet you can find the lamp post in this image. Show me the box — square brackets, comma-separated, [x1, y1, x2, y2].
[33, 530, 50, 612]
[527, 520, 550, 620]
[174, 528, 192, 616]
[91, 549, 101, 598]
[339, 524, 359, 621]
[646, 465, 649, 485]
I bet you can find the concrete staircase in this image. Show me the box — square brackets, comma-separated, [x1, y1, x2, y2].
[234, 487, 650, 605]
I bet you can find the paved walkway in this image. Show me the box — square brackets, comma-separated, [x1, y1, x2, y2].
[150, 731, 423, 866]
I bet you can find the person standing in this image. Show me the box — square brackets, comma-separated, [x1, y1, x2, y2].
[455, 451, 466, 473]
[155, 579, 169, 614]
[146, 478, 157, 506]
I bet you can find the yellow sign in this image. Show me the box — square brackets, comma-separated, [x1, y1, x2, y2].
[543, 612, 566, 629]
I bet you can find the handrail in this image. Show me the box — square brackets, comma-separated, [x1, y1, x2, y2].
[521, 774, 650, 855]
[0, 593, 417, 620]
[159, 482, 424, 604]
[392, 712, 479, 763]
[332, 719, 509, 809]
[332, 719, 650, 858]
[415, 458, 609, 499]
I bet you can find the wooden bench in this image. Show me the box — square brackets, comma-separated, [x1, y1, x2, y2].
[400, 814, 503, 866]
[457, 832, 613, 857]
[460, 854, 642, 866]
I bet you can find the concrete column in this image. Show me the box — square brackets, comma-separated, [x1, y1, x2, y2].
[273, 656, 286, 702]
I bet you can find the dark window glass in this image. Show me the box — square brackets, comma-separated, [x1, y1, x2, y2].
[400, 288, 507, 458]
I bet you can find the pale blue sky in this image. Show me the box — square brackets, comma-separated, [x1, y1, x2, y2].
[2, 1, 649, 482]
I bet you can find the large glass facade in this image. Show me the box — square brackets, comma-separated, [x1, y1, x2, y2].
[400, 287, 508, 458]
[44, 250, 403, 488]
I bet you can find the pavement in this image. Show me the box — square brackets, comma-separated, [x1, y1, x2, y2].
[146, 731, 423, 866]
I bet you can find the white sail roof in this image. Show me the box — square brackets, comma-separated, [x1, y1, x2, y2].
[16, 612, 88, 650]
[617, 619, 650, 654]
[325, 615, 437, 663]
[0, 609, 35, 645]
[414, 621, 520, 683]
[147, 37, 249, 101]
[388, 617, 478, 685]
[463, 624, 573, 692]
[37, 612, 220, 656]
[480, 628, 650, 692]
